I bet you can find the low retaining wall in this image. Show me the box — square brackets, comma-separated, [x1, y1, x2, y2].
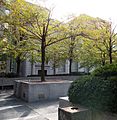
[14, 80, 72, 102]
[0, 76, 79, 87]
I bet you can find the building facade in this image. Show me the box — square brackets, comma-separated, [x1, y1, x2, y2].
[6, 59, 88, 76]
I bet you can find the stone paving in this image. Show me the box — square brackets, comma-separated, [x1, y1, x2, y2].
[0, 91, 58, 120]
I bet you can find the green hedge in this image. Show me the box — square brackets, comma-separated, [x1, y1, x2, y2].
[92, 63, 117, 77]
[68, 76, 117, 113]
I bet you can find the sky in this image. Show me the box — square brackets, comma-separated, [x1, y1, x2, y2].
[26, 0, 117, 24]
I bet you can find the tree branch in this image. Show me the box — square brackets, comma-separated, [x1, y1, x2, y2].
[21, 26, 41, 40]
[46, 33, 84, 47]
[44, 11, 51, 36]
[35, 15, 42, 36]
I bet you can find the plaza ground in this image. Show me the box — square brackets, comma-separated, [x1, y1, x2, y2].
[0, 90, 58, 120]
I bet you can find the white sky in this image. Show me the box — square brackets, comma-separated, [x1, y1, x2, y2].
[26, 0, 117, 24]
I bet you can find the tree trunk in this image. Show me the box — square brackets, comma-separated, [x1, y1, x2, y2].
[109, 40, 112, 64]
[102, 60, 105, 66]
[109, 28, 113, 64]
[31, 62, 33, 75]
[109, 51, 112, 64]
[102, 53, 106, 66]
[53, 64, 56, 75]
[53, 54, 56, 75]
[41, 37, 45, 82]
[16, 56, 21, 76]
[69, 36, 75, 75]
[69, 59, 72, 75]
[9, 58, 12, 72]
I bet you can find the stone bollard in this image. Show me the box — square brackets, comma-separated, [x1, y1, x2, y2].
[58, 106, 91, 120]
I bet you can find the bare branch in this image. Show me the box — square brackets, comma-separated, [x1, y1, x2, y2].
[113, 32, 117, 38]
[111, 25, 117, 35]
[35, 15, 42, 36]
[44, 11, 51, 36]
[81, 33, 97, 40]
[21, 26, 41, 40]
[47, 30, 59, 37]
[46, 33, 84, 47]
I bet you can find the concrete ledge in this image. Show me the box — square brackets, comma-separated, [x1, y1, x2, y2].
[0, 76, 79, 87]
[58, 107, 90, 120]
[14, 80, 72, 102]
[58, 97, 90, 120]
[59, 97, 117, 120]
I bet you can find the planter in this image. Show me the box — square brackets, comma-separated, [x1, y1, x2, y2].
[14, 80, 72, 102]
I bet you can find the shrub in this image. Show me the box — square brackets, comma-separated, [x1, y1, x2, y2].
[0, 72, 6, 77]
[92, 63, 117, 78]
[6, 72, 18, 78]
[68, 76, 117, 113]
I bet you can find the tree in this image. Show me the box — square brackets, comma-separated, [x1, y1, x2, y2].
[4, 0, 77, 81]
[101, 22, 117, 64]
[78, 37, 103, 69]
[81, 19, 117, 65]
[3, 23, 32, 76]
[72, 15, 117, 67]
[28, 50, 41, 75]
[61, 14, 100, 73]
[46, 43, 65, 75]
[1, 0, 42, 76]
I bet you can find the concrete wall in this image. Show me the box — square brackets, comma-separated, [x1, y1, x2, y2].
[28, 83, 50, 102]
[0, 75, 80, 87]
[20, 82, 29, 102]
[14, 80, 21, 98]
[14, 80, 72, 102]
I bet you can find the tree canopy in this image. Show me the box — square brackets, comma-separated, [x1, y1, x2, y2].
[0, 0, 117, 78]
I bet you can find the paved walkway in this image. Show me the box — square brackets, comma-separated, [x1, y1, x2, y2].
[0, 91, 58, 120]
